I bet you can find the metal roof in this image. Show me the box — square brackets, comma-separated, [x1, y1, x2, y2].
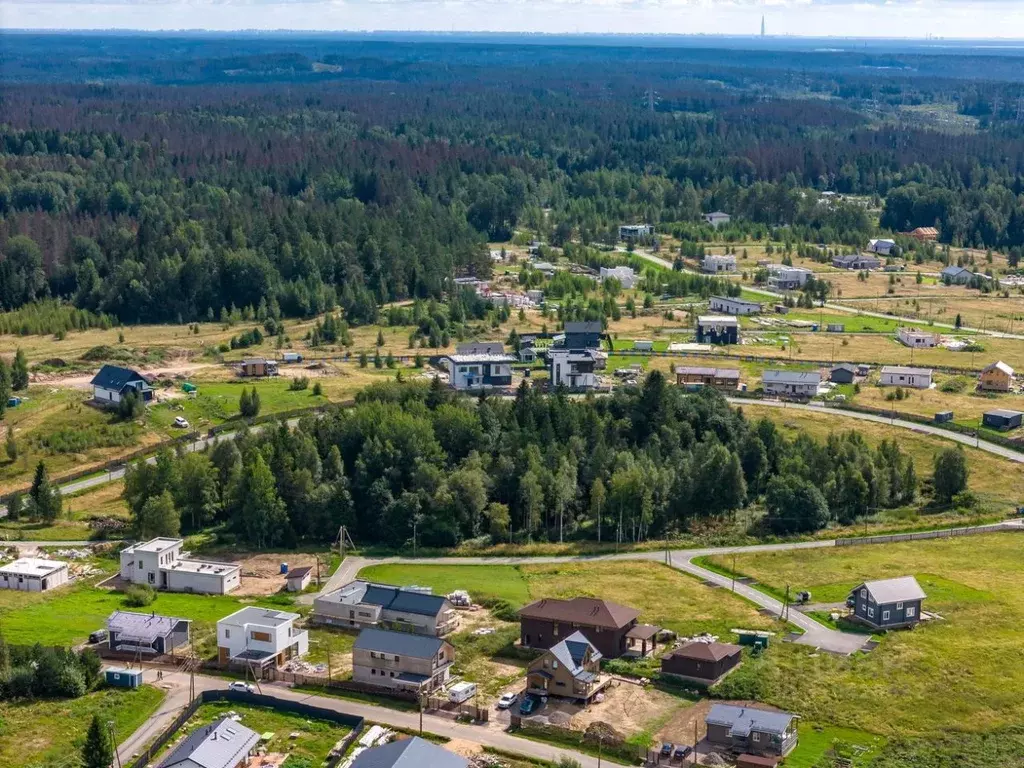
[563, 321, 602, 335]
[90, 364, 150, 392]
[219, 607, 299, 628]
[455, 342, 505, 355]
[354, 628, 445, 659]
[321, 580, 450, 617]
[698, 315, 739, 325]
[548, 631, 601, 675]
[669, 641, 742, 662]
[158, 717, 259, 768]
[711, 295, 761, 308]
[107, 610, 189, 642]
[443, 354, 516, 363]
[881, 366, 933, 376]
[351, 737, 467, 768]
[985, 409, 1024, 419]
[762, 370, 821, 385]
[856, 576, 927, 604]
[286, 566, 313, 580]
[519, 596, 640, 629]
[983, 361, 1014, 376]
[706, 704, 796, 737]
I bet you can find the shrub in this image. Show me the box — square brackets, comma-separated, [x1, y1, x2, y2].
[123, 584, 156, 607]
[289, 376, 310, 391]
[312, 381, 323, 396]
[939, 376, 969, 393]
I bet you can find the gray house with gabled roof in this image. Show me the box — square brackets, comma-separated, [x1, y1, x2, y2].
[91, 365, 153, 405]
[311, 580, 459, 635]
[157, 717, 259, 768]
[351, 737, 467, 768]
[705, 704, 799, 757]
[526, 630, 610, 702]
[848, 576, 926, 630]
[351, 628, 454, 693]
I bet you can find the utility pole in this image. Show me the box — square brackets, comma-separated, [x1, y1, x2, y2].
[782, 584, 790, 621]
[108, 721, 123, 768]
[732, 552, 737, 592]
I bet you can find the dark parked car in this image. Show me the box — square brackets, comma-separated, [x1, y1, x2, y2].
[660, 743, 674, 758]
[519, 696, 539, 716]
[673, 746, 692, 761]
[89, 630, 107, 644]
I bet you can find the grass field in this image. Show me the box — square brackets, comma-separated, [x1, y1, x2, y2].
[0, 685, 164, 768]
[785, 723, 886, 768]
[740, 404, 1024, 514]
[706, 532, 1024, 737]
[158, 701, 351, 764]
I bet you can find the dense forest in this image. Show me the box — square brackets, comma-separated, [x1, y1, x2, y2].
[111, 377, 919, 548]
[2, 35, 1024, 324]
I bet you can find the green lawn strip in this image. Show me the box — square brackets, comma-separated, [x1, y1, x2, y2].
[305, 627, 356, 667]
[155, 701, 351, 764]
[291, 685, 419, 712]
[785, 723, 886, 768]
[0, 519, 95, 541]
[0, 685, 165, 767]
[357, 563, 531, 606]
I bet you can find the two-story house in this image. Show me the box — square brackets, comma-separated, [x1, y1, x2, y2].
[525, 631, 610, 703]
[352, 628, 454, 693]
[119, 537, 241, 595]
[217, 607, 309, 670]
[847, 576, 926, 630]
[696, 316, 739, 345]
[441, 352, 515, 391]
[705, 704, 799, 757]
[548, 348, 604, 390]
[518, 596, 658, 659]
[311, 580, 459, 636]
[980, 361, 1015, 392]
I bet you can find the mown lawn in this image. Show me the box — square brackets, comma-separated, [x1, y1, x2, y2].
[706, 533, 1024, 737]
[785, 723, 886, 768]
[359, 563, 531, 605]
[0, 685, 164, 768]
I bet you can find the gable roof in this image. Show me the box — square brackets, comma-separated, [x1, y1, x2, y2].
[323, 580, 450, 617]
[547, 630, 601, 675]
[941, 265, 970, 277]
[286, 566, 313, 580]
[158, 717, 259, 768]
[762, 370, 820, 385]
[982, 361, 1014, 376]
[669, 641, 742, 663]
[706, 704, 796, 737]
[518, 597, 640, 629]
[107, 610, 188, 642]
[711, 295, 761, 308]
[855, 576, 926, 604]
[563, 321, 603, 335]
[831, 364, 858, 374]
[90, 364, 149, 392]
[455, 342, 505, 356]
[354, 628, 445, 659]
[351, 737, 468, 768]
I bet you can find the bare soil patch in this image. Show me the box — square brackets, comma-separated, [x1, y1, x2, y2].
[217, 552, 323, 597]
[571, 679, 688, 736]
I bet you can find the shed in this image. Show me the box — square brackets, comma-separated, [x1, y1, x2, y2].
[105, 668, 143, 688]
[286, 566, 313, 592]
[934, 411, 954, 423]
[982, 409, 1023, 431]
[829, 364, 857, 384]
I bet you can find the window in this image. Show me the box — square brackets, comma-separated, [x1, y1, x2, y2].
[371, 669, 376, 675]
[138, 561, 143, 569]
[553, 624, 559, 637]
[882, 611, 890, 621]
[148, 572, 155, 584]
[896, 602, 903, 610]
[860, 589, 866, 599]
[552, 660, 559, 669]
[394, 656, 401, 662]
[390, 671, 395, 677]
[225, 629, 231, 639]
[867, 607, 874, 618]
[251, 631, 271, 642]
[752, 733, 760, 743]
[906, 607, 916, 618]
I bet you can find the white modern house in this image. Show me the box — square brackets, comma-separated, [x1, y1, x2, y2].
[0, 557, 69, 592]
[217, 606, 308, 670]
[767, 265, 813, 289]
[548, 348, 604, 390]
[710, 295, 762, 316]
[120, 538, 241, 595]
[440, 352, 515, 391]
[619, 224, 653, 241]
[897, 327, 939, 348]
[599, 265, 639, 289]
[880, 366, 933, 389]
[703, 212, 731, 228]
[702, 254, 737, 274]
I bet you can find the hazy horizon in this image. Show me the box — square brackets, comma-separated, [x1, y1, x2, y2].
[5, 1, 1024, 42]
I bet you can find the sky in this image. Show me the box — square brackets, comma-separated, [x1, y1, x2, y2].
[4, 0, 1024, 40]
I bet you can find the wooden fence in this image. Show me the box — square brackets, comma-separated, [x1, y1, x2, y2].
[835, 522, 1021, 547]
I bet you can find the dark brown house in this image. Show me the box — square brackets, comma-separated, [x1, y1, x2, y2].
[518, 597, 654, 659]
[661, 641, 742, 685]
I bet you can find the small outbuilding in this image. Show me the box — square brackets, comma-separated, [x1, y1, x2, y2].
[829, 364, 857, 384]
[661, 641, 742, 685]
[934, 411, 954, 423]
[105, 668, 143, 689]
[0, 557, 69, 592]
[286, 566, 313, 592]
[107, 610, 191, 656]
[979, 361, 1015, 392]
[982, 409, 1023, 431]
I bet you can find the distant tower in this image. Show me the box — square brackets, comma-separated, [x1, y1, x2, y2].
[761, 15, 766, 37]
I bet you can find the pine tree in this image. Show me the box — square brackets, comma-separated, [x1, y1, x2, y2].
[81, 714, 113, 768]
[6, 493, 22, 521]
[239, 387, 252, 417]
[376, 329, 385, 347]
[11, 348, 29, 391]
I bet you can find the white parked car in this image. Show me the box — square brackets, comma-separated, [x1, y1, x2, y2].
[228, 681, 255, 693]
[173, 416, 190, 428]
[497, 692, 518, 709]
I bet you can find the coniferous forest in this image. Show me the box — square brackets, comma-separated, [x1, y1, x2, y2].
[3, 34, 1024, 324]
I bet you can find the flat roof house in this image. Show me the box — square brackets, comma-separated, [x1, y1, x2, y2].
[766, 266, 812, 290]
[548, 348, 603, 390]
[705, 704, 799, 758]
[311, 580, 459, 636]
[897, 327, 938, 348]
[519, 596, 659, 659]
[697, 315, 739, 345]
[351, 736, 468, 768]
[91, 365, 153, 406]
[0, 557, 69, 593]
[848, 576, 925, 630]
[107, 610, 191, 656]
[762, 370, 820, 399]
[120, 537, 241, 595]
[710, 296, 762, 316]
[600, 266, 638, 289]
[619, 224, 653, 241]
[980, 361, 1015, 392]
[702, 254, 737, 274]
[880, 366, 933, 389]
[703, 211, 731, 228]
[662, 641, 743, 685]
[239, 357, 278, 377]
[832, 254, 881, 270]
[157, 717, 259, 768]
[526, 630, 610, 703]
[352, 628, 454, 693]
[217, 607, 308, 670]
[982, 409, 1023, 431]
[676, 366, 741, 392]
[441, 353, 515, 391]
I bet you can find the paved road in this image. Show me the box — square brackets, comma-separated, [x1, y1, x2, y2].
[630, 250, 1024, 339]
[117, 668, 603, 768]
[731, 398, 1024, 464]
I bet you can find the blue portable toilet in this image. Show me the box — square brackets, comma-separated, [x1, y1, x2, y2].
[6, 397, 20, 408]
[105, 668, 143, 688]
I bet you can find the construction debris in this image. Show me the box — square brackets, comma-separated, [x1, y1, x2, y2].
[282, 659, 327, 674]
[448, 590, 472, 607]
